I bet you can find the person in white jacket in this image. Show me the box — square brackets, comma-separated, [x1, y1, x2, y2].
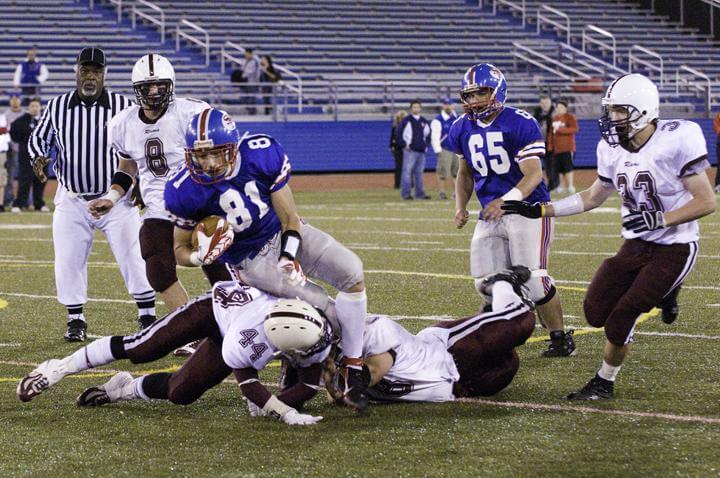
[430, 99, 459, 200]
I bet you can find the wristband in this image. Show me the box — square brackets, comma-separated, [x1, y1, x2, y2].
[261, 395, 293, 419]
[189, 251, 203, 266]
[110, 170, 134, 194]
[280, 230, 302, 260]
[501, 187, 523, 202]
[552, 193, 585, 217]
[103, 189, 122, 204]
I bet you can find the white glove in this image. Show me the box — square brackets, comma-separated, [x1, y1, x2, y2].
[281, 409, 323, 426]
[246, 398, 266, 418]
[277, 257, 307, 287]
[191, 219, 235, 266]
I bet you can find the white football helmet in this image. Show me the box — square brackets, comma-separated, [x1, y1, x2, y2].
[131, 53, 175, 111]
[264, 299, 333, 358]
[599, 73, 659, 149]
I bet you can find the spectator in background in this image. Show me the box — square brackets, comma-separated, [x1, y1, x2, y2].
[714, 110, 720, 193]
[0, 111, 8, 211]
[259, 54, 281, 115]
[389, 110, 407, 189]
[549, 100, 578, 194]
[241, 48, 261, 115]
[10, 98, 48, 212]
[533, 94, 558, 191]
[431, 98, 459, 200]
[4, 93, 25, 208]
[396, 100, 431, 200]
[13, 48, 49, 100]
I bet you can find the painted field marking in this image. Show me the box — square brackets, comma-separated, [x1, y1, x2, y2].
[456, 398, 720, 425]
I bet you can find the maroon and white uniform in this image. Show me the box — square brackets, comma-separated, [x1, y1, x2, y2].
[585, 119, 710, 346]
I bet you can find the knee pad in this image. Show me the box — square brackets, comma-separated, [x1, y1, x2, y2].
[473, 278, 492, 303]
[167, 382, 201, 406]
[145, 253, 178, 293]
[583, 297, 607, 328]
[328, 250, 365, 292]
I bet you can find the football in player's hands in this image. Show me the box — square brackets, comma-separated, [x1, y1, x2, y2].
[191, 215, 229, 250]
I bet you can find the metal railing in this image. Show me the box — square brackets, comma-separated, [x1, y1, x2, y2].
[628, 45, 664, 86]
[220, 41, 303, 112]
[582, 24, 616, 67]
[675, 65, 712, 117]
[557, 43, 626, 79]
[132, 0, 165, 44]
[176, 19, 210, 67]
[512, 42, 591, 80]
[494, 0, 526, 27]
[537, 5, 570, 45]
[109, 0, 123, 23]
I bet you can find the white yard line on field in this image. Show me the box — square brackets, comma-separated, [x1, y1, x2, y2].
[455, 398, 720, 425]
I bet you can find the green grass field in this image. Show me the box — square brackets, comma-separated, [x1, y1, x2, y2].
[1, 189, 719, 477]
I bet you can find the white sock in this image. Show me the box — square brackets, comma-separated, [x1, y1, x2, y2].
[491, 281, 519, 311]
[70, 336, 115, 372]
[335, 290, 367, 360]
[597, 361, 621, 382]
[67, 313, 85, 323]
[106, 376, 143, 402]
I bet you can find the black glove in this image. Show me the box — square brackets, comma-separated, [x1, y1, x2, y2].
[622, 210, 665, 233]
[501, 200, 543, 219]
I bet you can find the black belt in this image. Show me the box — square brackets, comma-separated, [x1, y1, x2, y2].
[77, 192, 104, 201]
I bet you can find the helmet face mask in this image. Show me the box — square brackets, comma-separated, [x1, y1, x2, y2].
[460, 86, 501, 120]
[185, 143, 237, 185]
[134, 79, 174, 112]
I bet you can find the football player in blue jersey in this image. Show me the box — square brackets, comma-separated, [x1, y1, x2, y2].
[163, 108, 369, 410]
[448, 63, 575, 357]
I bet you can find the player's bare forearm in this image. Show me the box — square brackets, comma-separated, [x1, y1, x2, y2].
[664, 173, 716, 226]
[365, 352, 395, 386]
[111, 159, 138, 194]
[516, 158, 543, 198]
[455, 159, 474, 209]
[271, 185, 302, 233]
[173, 226, 198, 267]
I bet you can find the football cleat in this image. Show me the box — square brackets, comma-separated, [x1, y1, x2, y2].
[137, 314, 156, 330]
[333, 358, 370, 411]
[64, 319, 87, 342]
[17, 359, 70, 402]
[541, 330, 576, 357]
[659, 286, 681, 325]
[173, 339, 200, 357]
[566, 374, 614, 401]
[77, 372, 134, 407]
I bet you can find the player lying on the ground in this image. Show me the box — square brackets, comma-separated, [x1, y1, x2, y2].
[17, 282, 339, 425]
[501, 73, 716, 400]
[165, 107, 368, 409]
[321, 266, 536, 403]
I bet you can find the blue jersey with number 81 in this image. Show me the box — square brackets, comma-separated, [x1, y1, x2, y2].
[446, 106, 550, 209]
[164, 133, 289, 263]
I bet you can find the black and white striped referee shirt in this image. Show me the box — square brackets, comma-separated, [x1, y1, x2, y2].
[28, 89, 132, 195]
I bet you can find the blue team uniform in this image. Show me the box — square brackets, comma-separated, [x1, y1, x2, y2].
[164, 134, 290, 264]
[446, 106, 549, 210]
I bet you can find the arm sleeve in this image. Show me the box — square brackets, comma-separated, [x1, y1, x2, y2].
[514, 117, 546, 163]
[430, 119, 442, 153]
[164, 180, 198, 230]
[276, 364, 322, 409]
[28, 103, 54, 160]
[13, 65, 21, 87]
[38, 64, 49, 84]
[107, 116, 130, 160]
[676, 122, 710, 177]
[401, 121, 412, 148]
[595, 141, 613, 184]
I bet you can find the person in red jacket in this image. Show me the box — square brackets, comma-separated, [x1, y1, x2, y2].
[549, 100, 579, 194]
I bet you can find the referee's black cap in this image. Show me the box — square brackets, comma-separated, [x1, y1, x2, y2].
[76, 47, 106, 67]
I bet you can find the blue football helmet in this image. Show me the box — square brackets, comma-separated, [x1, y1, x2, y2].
[185, 108, 241, 184]
[460, 63, 507, 120]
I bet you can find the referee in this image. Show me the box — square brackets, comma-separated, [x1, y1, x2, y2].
[29, 47, 156, 342]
